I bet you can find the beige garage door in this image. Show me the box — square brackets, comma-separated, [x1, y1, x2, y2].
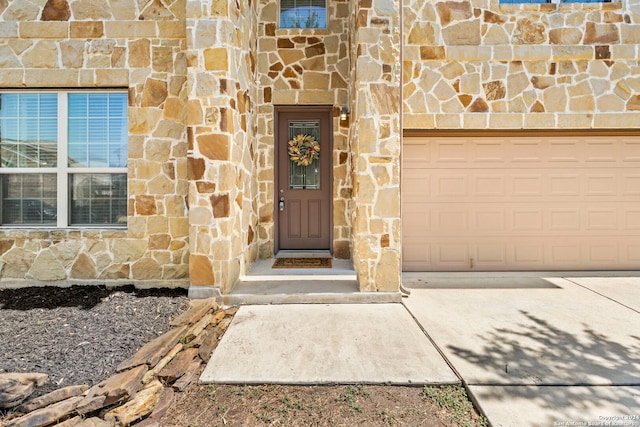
[402, 131, 640, 271]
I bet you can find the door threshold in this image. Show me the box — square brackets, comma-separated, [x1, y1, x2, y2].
[275, 250, 332, 258]
[241, 258, 356, 281]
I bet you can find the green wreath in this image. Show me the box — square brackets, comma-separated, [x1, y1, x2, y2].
[287, 134, 320, 167]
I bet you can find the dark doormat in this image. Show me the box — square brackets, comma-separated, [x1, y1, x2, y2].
[272, 258, 332, 268]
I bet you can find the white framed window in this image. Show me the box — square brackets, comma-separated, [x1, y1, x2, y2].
[280, 0, 327, 29]
[0, 91, 128, 227]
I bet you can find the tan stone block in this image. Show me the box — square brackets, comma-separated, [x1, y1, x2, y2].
[355, 236, 377, 260]
[148, 175, 174, 194]
[204, 48, 228, 71]
[128, 39, 150, 68]
[130, 108, 162, 135]
[70, 21, 104, 38]
[462, 113, 488, 128]
[170, 217, 189, 237]
[187, 100, 203, 126]
[549, 28, 582, 45]
[212, 240, 230, 261]
[593, 113, 639, 128]
[136, 195, 157, 216]
[197, 134, 229, 160]
[20, 21, 68, 38]
[302, 72, 330, 90]
[552, 46, 593, 61]
[189, 254, 214, 286]
[298, 90, 335, 104]
[524, 113, 556, 129]
[613, 80, 632, 100]
[189, 206, 212, 226]
[95, 69, 129, 86]
[584, 22, 619, 44]
[211, 0, 228, 16]
[489, 113, 523, 129]
[111, 239, 147, 263]
[543, 86, 567, 112]
[435, 113, 461, 128]
[483, 25, 510, 45]
[375, 249, 400, 292]
[569, 95, 595, 112]
[22, 40, 59, 68]
[436, 1, 472, 26]
[443, 20, 480, 45]
[611, 45, 636, 60]
[3, 0, 41, 21]
[402, 113, 434, 129]
[153, 46, 173, 72]
[0, 22, 18, 38]
[626, 96, 640, 111]
[157, 21, 186, 38]
[557, 114, 594, 128]
[164, 97, 186, 123]
[132, 257, 162, 280]
[144, 216, 167, 235]
[512, 45, 551, 61]
[105, 21, 157, 38]
[71, 252, 98, 280]
[24, 69, 79, 87]
[597, 94, 625, 112]
[373, 187, 399, 218]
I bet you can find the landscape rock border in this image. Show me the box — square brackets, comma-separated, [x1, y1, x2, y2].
[1, 299, 234, 427]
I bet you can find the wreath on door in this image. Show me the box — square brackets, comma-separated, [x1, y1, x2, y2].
[287, 134, 320, 167]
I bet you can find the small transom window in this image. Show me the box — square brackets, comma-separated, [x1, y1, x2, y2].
[280, 0, 327, 29]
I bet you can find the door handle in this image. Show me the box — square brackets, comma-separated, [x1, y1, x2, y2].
[279, 197, 285, 211]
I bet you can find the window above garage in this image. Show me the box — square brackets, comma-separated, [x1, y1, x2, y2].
[280, 0, 327, 29]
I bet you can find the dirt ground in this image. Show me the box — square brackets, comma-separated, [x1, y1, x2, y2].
[0, 286, 487, 426]
[162, 379, 488, 427]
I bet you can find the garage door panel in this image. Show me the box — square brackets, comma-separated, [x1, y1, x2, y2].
[402, 133, 640, 271]
[624, 176, 640, 195]
[626, 211, 640, 229]
[622, 139, 640, 162]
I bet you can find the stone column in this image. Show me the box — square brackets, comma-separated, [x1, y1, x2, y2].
[186, 0, 258, 298]
[349, 0, 402, 291]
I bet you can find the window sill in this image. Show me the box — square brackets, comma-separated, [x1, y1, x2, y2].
[0, 227, 128, 238]
[275, 28, 331, 37]
[499, 2, 621, 12]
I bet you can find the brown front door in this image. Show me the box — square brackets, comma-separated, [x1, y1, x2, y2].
[276, 107, 332, 250]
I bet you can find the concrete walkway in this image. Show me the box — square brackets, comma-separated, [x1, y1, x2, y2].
[201, 274, 640, 426]
[403, 275, 640, 427]
[200, 303, 458, 385]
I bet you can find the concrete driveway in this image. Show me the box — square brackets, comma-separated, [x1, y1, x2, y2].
[403, 275, 640, 427]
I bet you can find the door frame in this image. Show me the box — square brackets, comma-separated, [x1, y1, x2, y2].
[273, 105, 334, 255]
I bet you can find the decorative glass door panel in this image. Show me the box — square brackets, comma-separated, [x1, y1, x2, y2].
[288, 121, 320, 190]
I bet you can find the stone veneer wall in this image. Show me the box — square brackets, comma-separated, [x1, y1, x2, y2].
[0, 0, 190, 286]
[253, 0, 352, 260]
[403, 0, 640, 129]
[349, 0, 402, 291]
[186, 0, 259, 295]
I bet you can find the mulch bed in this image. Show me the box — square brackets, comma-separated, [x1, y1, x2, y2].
[0, 286, 189, 400]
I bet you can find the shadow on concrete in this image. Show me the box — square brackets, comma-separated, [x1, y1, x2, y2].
[448, 310, 640, 414]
